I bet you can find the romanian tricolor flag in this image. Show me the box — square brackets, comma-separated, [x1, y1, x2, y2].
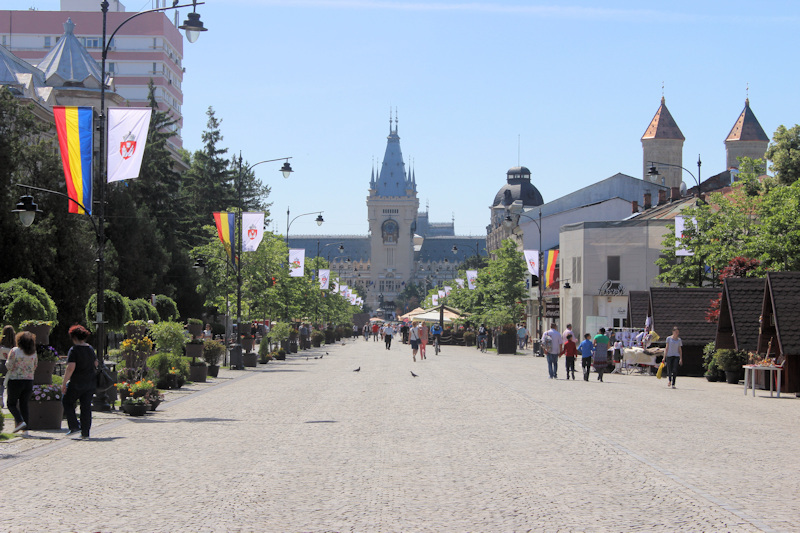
[53, 106, 94, 214]
[213, 212, 237, 267]
[545, 249, 559, 288]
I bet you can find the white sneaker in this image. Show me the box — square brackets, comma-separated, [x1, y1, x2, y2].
[13, 422, 27, 433]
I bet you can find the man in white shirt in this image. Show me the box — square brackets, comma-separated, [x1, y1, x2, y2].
[541, 323, 563, 379]
[561, 323, 574, 351]
[383, 323, 395, 350]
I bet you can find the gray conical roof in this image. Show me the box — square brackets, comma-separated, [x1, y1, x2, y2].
[0, 44, 45, 87]
[37, 19, 102, 89]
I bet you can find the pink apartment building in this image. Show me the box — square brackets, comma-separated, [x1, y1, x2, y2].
[1, 0, 187, 150]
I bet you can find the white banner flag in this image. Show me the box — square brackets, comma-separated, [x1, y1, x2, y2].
[107, 108, 152, 183]
[466, 270, 478, 290]
[444, 285, 452, 296]
[333, 280, 339, 293]
[523, 250, 540, 275]
[455, 278, 464, 289]
[438, 289, 445, 299]
[674, 215, 694, 256]
[319, 269, 330, 290]
[289, 249, 305, 277]
[350, 294, 357, 304]
[431, 294, 439, 306]
[241, 212, 265, 252]
[341, 285, 348, 297]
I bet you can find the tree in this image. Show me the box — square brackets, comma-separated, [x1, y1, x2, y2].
[765, 124, 800, 185]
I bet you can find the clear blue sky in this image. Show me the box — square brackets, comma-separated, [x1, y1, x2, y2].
[9, 1, 800, 237]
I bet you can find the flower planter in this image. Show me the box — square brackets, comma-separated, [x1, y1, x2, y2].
[241, 337, 254, 354]
[725, 371, 741, 384]
[166, 374, 181, 389]
[289, 341, 298, 353]
[242, 353, 258, 367]
[27, 400, 63, 430]
[23, 324, 51, 346]
[125, 324, 148, 339]
[124, 403, 148, 417]
[33, 360, 56, 385]
[185, 343, 204, 360]
[189, 363, 208, 382]
[187, 323, 203, 339]
[207, 365, 220, 378]
[496, 334, 517, 354]
[148, 399, 161, 411]
[124, 350, 150, 368]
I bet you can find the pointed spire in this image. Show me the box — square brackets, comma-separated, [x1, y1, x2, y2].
[37, 18, 103, 89]
[642, 96, 685, 140]
[726, 98, 768, 142]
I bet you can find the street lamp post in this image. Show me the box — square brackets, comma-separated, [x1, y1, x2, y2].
[315, 241, 344, 324]
[451, 242, 483, 265]
[647, 156, 704, 286]
[230, 155, 293, 369]
[283, 208, 324, 320]
[504, 208, 543, 349]
[13, 1, 207, 370]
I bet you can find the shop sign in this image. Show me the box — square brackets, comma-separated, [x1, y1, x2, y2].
[598, 280, 626, 296]
[544, 300, 560, 318]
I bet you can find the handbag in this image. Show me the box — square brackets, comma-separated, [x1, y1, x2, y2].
[96, 363, 115, 390]
[656, 361, 665, 379]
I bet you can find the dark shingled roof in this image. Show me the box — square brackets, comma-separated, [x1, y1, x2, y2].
[715, 277, 764, 352]
[417, 236, 486, 263]
[649, 287, 720, 346]
[627, 291, 650, 332]
[762, 272, 800, 356]
[287, 236, 370, 263]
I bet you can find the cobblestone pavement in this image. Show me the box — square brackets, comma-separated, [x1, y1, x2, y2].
[2, 340, 799, 532]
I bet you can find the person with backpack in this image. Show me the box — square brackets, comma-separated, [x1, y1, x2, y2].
[541, 323, 563, 379]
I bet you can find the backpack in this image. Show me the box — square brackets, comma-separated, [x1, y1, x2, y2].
[542, 333, 554, 353]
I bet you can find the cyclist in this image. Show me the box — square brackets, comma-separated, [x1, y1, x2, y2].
[477, 324, 488, 352]
[430, 322, 443, 354]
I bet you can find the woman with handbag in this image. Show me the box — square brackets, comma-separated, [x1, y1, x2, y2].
[61, 325, 98, 439]
[0, 325, 16, 408]
[5, 330, 37, 433]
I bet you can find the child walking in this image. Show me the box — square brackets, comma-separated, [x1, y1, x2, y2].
[578, 333, 594, 381]
[563, 333, 577, 380]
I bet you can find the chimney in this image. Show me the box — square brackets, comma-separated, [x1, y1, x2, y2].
[671, 186, 681, 201]
[643, 192, 652, 210]
[658, 189, 667, 205]
[631, 200, 639, 214]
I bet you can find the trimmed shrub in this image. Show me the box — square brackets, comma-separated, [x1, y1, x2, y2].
[0, 277, 58, 328]
[85, 290, 131, 332]
[129, 298, 159, 322]
[153, 295, 178, 322]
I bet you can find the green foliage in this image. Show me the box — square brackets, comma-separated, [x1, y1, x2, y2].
[147, 351, 189, 385]
[148, 321, 186, 355]
[714, 349, 748, 372]
[187, 318, 203, 326]
[85, 290, 130, 333]
[0, 278, 59, 328]
[765, 124, 800, 185]
[129, 298, 159, 322]
[154, 295, 179, 322]
[258, 337, 272, 358]
[203, 339, 225, 366]
[268, 322, 292, 342]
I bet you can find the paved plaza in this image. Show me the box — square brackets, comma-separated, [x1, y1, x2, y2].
[2, 339, 799, 532]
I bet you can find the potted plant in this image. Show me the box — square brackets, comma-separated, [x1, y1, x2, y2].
[703, 342, 724, 382]
[258, 338, 273, 364]
[496, 323, 517, 354]
[121, 396, 148, 416]
[268, 322, 291, 352]
[120, 336, 155, 368]
[0, 278, 59, 330]
[85, 290, 131, 334]
[188, 340, 208, 382]
[203, 340, 224, 377]
[463, 330, 476, 347]
[715, 349, 748, 384]
[20, 319, 55, 346]
[124, 319, 149, 339]
[187, 318, 204, 339]
[311, 329, 324, 347]
[27, 383, 64, 430]
[275, 348, 286, 361]
[32, 343, 59, 385]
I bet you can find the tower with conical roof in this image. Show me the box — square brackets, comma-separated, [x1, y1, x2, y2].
[366, 112, 420, 313]
[725, 99, 769, 170]
[642, 97, 684, 188]
[37, 19, 103, 89]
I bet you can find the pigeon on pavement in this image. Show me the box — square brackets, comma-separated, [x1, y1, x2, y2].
[353, 367, 361, 372]
[410, 371, 418, 377]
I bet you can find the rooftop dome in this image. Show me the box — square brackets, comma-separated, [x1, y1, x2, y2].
[492, 166, 544, 208]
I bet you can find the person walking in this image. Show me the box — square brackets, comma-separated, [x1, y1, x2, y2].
[409, 321, 421, 361]
[664, 326, 683, 389]
[561, 323, 574, 354]
[563, 333, 577, 380]
[477, 324, 488, 352]
[383, 323, 395, 350]
[592, 328, 611, 382]
[541, 323, 563, 379]
[516, 324, 527, 351]
[0, 325, 15, 408]
[5, 330, 37, 433]
[418, 321, 429, 359]
[61, 325, 98, 439]
[372, 322, 380, 341]
[578, 333, 594, 381]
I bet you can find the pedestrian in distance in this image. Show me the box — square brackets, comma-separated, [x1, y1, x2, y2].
[5, 330, 37, 434]
[516, 323, 527, 350]
[593, 328, 611, 382]
[0, 325, 16, 408]
[578, 333, 594, 381]
[664, 326, 683, 389]
[563, 333, 577, 380]
[61, 325, 99, 439]
[383, 323, 395, 350]
[561, 323, 574, 354]
[541, 323, 563, 379]
[418, 321, 429, 358]
[372, 322, 380, 341]
[409, 321, 421, 361]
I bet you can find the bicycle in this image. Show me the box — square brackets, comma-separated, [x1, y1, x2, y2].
[478, 336, 487, 353]
[434, 335, 440, 355]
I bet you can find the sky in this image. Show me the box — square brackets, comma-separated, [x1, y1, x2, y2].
[8, 0, 800, 238]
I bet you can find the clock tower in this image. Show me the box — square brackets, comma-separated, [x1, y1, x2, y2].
[366, 114, 419, 314]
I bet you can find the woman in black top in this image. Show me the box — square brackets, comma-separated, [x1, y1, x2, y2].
[61, 325, 98, 439]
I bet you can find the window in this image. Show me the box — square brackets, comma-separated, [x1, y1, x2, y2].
[44, 36, 51, 48]
[107, 62, 115, 74]
[607, 256, 620, 281]
[572, 256, 581, 284]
